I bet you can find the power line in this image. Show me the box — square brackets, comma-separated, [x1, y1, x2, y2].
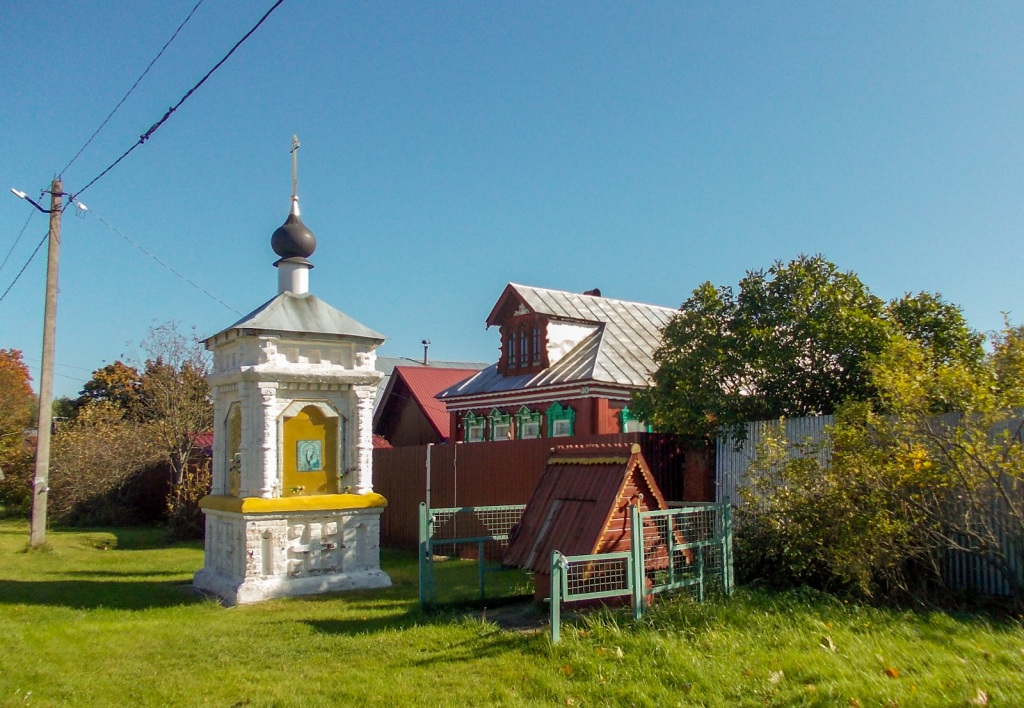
[20, 357, 96, 373]
[20, 365, 84, 384]
[0, 231, 48, 306]
[59, 0, 207, 177]
[0, 210, 35, 275]
[88, 208, 241, 315]
[71, 0, 286, 202]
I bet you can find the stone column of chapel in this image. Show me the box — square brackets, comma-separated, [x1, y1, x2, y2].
[353, 385, 376, 494]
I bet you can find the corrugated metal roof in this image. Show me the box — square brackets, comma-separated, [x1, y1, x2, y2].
[440, 284, 677, 400]
[503, 443, 672, 574]
[374, 356, 489, 409]
[206, 291, 386, 343]
[380, 366, 483, 439]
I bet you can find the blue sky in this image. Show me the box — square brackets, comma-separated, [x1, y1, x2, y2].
[2, 1, 1023, 399]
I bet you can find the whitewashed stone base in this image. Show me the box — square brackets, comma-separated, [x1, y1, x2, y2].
[193, 505, 391, 605]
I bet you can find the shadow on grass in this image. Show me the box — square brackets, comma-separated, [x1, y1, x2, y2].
[0, 579, 206, 610]
[61, 527, 199, 551]
[57, 569, 188, 579]
[305, 612, 538, 660]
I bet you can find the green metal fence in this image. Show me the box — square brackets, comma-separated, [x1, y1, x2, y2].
[550, 500, 733, 643]
[418, 502, 528, 606]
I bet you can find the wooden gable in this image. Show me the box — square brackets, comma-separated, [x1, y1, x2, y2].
[503, 443, 673, 576]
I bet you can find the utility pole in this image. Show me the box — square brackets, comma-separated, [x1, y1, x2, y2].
[29, 179, 62, 548]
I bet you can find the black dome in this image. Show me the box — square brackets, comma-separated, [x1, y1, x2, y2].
[271, 212, 316, 259]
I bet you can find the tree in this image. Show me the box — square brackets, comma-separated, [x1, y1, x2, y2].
[75, 360, 143, 414]
[868, 328, 1024, 599]
[0, 350, 36, 515]
[634, 255, 982, 438]
[738, 325, 1024, 605]
[0, 349, 34, 444]
[135, 322, 212, 489]
[886, 291, 984, 371]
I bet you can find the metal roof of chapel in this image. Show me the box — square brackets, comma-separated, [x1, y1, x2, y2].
[206, 291, 386, 344]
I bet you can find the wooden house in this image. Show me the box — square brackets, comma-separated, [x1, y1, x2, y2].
[503, 442, 680, 602]
[373, 365, 487, 446]
[437, 284, 677, 443]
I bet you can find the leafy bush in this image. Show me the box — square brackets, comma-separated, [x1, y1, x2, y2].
[735, 407, 940, 601]
[166, 458, 211, 541]
[48, 402, 163, 526]
[0, 442, 34, 517]
[736, 326, 1024, 607]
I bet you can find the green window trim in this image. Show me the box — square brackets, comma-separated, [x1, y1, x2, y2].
[488, 408, 512, 441]
[515, 406, 541, 439]
[463, 412, 485, 443]
[546, 401, 575, 438]
[619, 405, 651, 433]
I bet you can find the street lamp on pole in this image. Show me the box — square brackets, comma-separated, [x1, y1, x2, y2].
[11, 180, 66, 548]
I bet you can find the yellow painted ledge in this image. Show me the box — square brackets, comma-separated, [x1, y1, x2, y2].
[200, 493, 387, 514]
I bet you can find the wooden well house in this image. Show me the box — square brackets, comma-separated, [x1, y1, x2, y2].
[503, 442, 681, 602]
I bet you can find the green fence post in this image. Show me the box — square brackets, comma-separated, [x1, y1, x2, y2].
[667, 513, 676, 587]
[418, 502, 428, 606]
[478, 540, 486, 601]
[723, 499, 734, 595]
[550, 551, 563, 644]
[696, 544, 705, 602]
[630, 504, 644, 620]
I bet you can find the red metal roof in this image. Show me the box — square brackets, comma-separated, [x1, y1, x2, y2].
[503, 443, 672, 574]
[389, 366, 481, 440]
[194, 431, 214, 455]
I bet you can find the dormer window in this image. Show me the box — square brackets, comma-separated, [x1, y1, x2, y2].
[507, 332, 517, 368]
[497, 308, 549, 375]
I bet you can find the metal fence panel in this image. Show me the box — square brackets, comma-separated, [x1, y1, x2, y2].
[419, 502, 528, 606]
[549, 501, 734, 643]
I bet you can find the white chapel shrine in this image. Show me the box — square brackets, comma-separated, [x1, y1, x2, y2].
[193, 153, 390, 604]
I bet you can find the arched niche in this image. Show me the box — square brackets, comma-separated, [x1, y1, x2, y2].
[225, 403, 242, 496]
[278, 400, 345, 497]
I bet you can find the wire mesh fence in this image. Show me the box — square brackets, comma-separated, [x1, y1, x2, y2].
[644, 502, 732, 601]
[563, 553, 633, 599]
[550, 501, 733, 642]
[419, 503, 530, 606]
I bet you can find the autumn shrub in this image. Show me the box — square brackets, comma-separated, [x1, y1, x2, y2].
[737, 328, 1024, 607]
[735, 406, 941, 602]
[0, 442, 34, 517]
[48, 402, 163, 526]
[0, 349, 35, 518]
[165, 458, 211, 541]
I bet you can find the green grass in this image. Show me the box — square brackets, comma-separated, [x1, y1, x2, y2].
[0, 520, 1021, 707]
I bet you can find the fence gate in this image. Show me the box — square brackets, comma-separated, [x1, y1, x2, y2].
[418, 502, 527, 606]
[550, 501, 733, 642]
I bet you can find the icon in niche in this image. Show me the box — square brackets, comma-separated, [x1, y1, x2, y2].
[297, 440, 323, 471]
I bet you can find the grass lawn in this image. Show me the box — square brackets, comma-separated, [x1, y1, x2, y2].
[1, 519, 1022, 707]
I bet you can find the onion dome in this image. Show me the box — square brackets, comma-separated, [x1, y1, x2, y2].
[271, 198, 316, 259]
